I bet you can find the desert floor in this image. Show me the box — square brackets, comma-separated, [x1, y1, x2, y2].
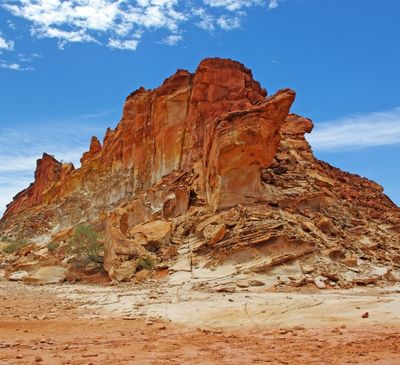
[1, 278, 399, 365]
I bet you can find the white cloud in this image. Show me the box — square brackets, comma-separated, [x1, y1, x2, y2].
[217, 15, 241, 30]
[204, 0, 262, 12]
[7, 20, 16, 30]
[0, 61, 33, 71]
[307, 107, 400, 151]
[268, 0, 280, 10]
[1, 0, 273, 51]
[2, 0, 186, 50]
[17, 52, 42, 62]
[34, 27, 98, 45]
[108, 38, 139, 50]
[193, 8, 215, 31]
[0, 34, 14, 51]
[160, 34, 182, 45]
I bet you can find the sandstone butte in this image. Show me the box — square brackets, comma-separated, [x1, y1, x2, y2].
[1, 58, 399, 285]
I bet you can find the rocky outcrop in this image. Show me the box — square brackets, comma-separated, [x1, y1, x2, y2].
[80, 136, 102, 165]
[1, 58, 399, 286]
[3, 153, 62, 219]
[205, 89, 295, 210]
[2, 59, 272, 221]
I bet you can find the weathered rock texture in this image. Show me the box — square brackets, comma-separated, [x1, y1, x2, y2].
[1, 58, 399, 286]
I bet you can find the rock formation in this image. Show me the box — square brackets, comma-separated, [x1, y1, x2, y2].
[1, 58, 399, 286]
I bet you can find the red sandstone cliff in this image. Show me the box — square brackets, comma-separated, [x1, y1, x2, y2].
[2, 58, 292, 220]
[1, 58, 399, 285]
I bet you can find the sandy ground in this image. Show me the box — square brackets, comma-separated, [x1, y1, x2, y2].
[1, 277, 400, 365]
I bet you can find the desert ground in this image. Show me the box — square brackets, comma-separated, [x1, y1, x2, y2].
[1, 275, 399, 365]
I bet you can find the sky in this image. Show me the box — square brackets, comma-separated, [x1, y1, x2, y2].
[0, 0, 399, 216]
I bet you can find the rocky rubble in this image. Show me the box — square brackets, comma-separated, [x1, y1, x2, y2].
[0, 58, 399, 288]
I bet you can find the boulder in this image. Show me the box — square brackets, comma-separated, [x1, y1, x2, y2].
[203, 223, 226, 246]
[316, 217, 332, 234]
[23, 266, 67, 285]
[128, 220, 172, 252]
[103, 214, 149, 282]
[9, 270, 29, 281]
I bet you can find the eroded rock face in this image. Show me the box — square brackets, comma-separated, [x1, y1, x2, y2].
[205, 89, 295, 210]
[80, 136, 102, 165]
[2, 58, 272, 224]
[1, 58, 399, 285]
[3, 153, 62, 219]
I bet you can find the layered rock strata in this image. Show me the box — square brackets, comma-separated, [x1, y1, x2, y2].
[1, 58, 399, 285]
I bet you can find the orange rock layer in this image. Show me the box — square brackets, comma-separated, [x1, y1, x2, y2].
[2, 58, 293, 220]
[1, 57, 399, 285]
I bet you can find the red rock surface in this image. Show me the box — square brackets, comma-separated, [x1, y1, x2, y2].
[3, 153, 62, 218]
[205, 89, 295, 210]
[1, 58, 399, 285]
[1, 58, 286, 219]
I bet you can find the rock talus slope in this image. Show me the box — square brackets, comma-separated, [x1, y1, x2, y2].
[1, 58, 399, 286]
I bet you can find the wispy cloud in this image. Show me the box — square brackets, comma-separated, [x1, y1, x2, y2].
[160, 34, 182, 46]
[204, 0, 263, 12]
[307, 107, 400, 151]
[0, 61, 33, 71]
[268, 0, 280, 10]
[1, 0, 279, 53]
[194, 8, 216, 31]
[0, 33, 14, 51]
[0, 49, 39, 71]
[108, 38, 139, 51]
[217, 15, 241, 30]
[0, 113, 111, 216]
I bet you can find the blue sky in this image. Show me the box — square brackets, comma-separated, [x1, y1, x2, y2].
[0, 0, 399, 215]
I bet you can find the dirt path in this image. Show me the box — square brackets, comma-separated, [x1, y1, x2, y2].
[1, 280, 400, 364]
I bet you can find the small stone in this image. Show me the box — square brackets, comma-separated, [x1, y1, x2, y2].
[203, 223, 226, 246]
[162, 245, 178, 259]
[290, 274, 307, 287]
[35, 355, 43, 362]
[362, 312, 369, 318]
[216, 287, 236, 293]
[343, 256, 358, 267]
[236, 280, 249, 288]
[316, 217, 332, 234]
[135, 269, 150, 283]
[249, 280, 265, 287]
[352, 276, 378, 286]
[16, 355, 23, 359]
[301, 265, 314, 274]
[8, 270, 29, 281]
[314, 276, 326, 289]
[145, 320, 154, 326]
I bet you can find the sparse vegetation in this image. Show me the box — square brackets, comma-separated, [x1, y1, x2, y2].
[2, 238, 28, 254]
[67, 224, 104, 265]
[136, 256, 155, 271]
[47, 241, 60, 252]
